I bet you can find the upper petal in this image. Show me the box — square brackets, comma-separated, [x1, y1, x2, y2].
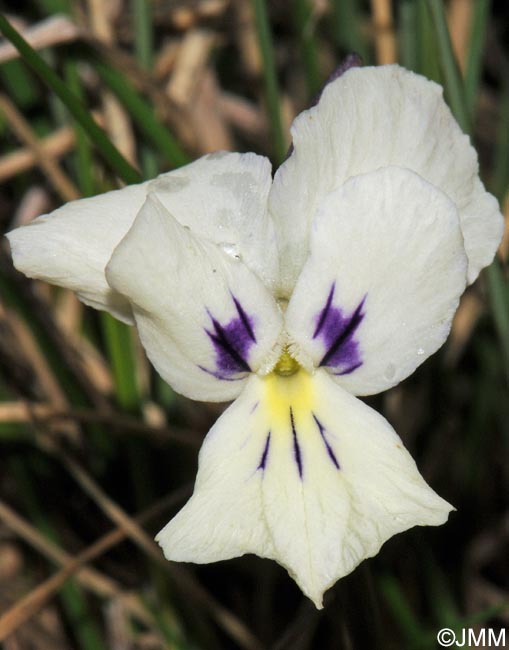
[106, 194, 283, 402]
[6, 151, 278, 323]
[269, 64, 503, 294]
[6, 183, 149, 323]
[156, 368, 451, 608]
[149, 151, 279, 291]
[285, 167, 468, 395]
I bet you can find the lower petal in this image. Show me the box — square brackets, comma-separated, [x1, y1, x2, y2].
[156, 368, 452, 608]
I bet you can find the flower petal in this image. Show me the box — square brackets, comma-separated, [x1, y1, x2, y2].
[106, 194, 283, 401]
[7, 151, 278, 322]
[149, 151, 279, 291]
[6, 183, 149, 323]
[285, 167, 468, 396]
[156, 368, 452, 608]
[269, 64, 503, 293]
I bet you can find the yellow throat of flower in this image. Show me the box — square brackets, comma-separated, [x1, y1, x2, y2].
[273, 348, 300, 377]
[264, 349, 313, 428]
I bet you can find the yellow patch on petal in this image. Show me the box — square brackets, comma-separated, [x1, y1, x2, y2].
[262, 366, 314, 430]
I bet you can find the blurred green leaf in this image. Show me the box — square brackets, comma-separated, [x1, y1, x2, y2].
[251, 0, 287, 164]
[0, 14, 142, 184]
[464, 0, 491, 117]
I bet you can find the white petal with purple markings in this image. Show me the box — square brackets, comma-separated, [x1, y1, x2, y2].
[285, 167, 468, 395]
[106, 194, 283, 402]
[157, 367, 452, 608]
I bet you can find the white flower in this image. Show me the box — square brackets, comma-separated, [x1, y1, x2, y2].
[7, 65, 504, 608]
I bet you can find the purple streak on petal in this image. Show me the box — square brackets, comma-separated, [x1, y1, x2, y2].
[333, 361, 362, 376]
[313, 284, 366, 374]
[290, 407, 303, 479]
[250, 401, 259, 414]
[313, 283, 335, 339]
[232, 295, 256, 343]
[312, 414, 340, 470]
[202, 295, 257, 379]
[198, 365, 246, 381]
[257, 432, 271, 471]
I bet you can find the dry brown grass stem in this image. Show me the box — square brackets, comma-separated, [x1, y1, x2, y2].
[370, 0, 397, 64]
[0, 15, 80, 64]
[0, 111, 104, 184]
[54, 450, 264, 650]
[0, 401, 201, 447]
[447, 0, 473, 73]
[86, 0, 137, 165]
[0, 487, 191, 641]
[0, 95, 80, 202]
[0, 127, 74, 182]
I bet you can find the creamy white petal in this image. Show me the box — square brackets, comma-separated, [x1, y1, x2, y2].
[149, 151, 279, 291]
[6, 183, 150, 323]
[285, 167, 468, 396]
[269, 64, 503, 293]
[156, 368, 452, 608]
[106, 194, 283, 402]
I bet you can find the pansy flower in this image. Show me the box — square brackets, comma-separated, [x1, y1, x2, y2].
[7, 65, 503, 608]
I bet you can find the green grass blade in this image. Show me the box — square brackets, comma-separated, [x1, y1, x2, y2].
[0, 59, 39, 108]
[485, 263, 509, 379]
[399, 0, 418, 71]
[251, 0, 287, 164]
[93, 60, 189, 168]
[0, 14, 141, 184]
[132, 0, 154, 69]
[426, 0, 509, 378]
[379, 575, 426, 645]
[64, 59, 95, 197]
[131, 0, 160, 179]
[331, 0, 369, 62]
[12, 457, 106, 650]
[293, 0, 321, 97]
[416, 0, 441, 83]
[492, 85, 509, 203]
[464, 0, 491, 116]
[101, 314, 140, 412]
[427, 0, 471, 133]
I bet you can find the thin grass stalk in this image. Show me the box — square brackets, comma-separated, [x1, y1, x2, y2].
[399, 0, 418, 71]
[10, 457, 105, 650]
[251, 0, 287, 164]
[427, 0, 509, 379]
[293, 0, 321, 97]
[464, 0, 491, 116]
[64, 59, 95, 197]
[331, 0, 369, 62]
[131, 0, 159, 178]
[417, 0, 441, 82]
[427, 0, 471, 133]
[0, 14, 141, 184]
[94, 60, 189, 168]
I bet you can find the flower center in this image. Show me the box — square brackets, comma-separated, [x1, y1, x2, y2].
[273, 348, 300, 377]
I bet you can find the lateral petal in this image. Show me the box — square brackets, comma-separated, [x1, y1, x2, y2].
[156, 368, 452, 608]
[285, 167, 468, 395]
[6, 183, 149, 323]
[269, 64, 503, 293]
[7, 152, 278, 321]
[106, 194, 283, 402]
